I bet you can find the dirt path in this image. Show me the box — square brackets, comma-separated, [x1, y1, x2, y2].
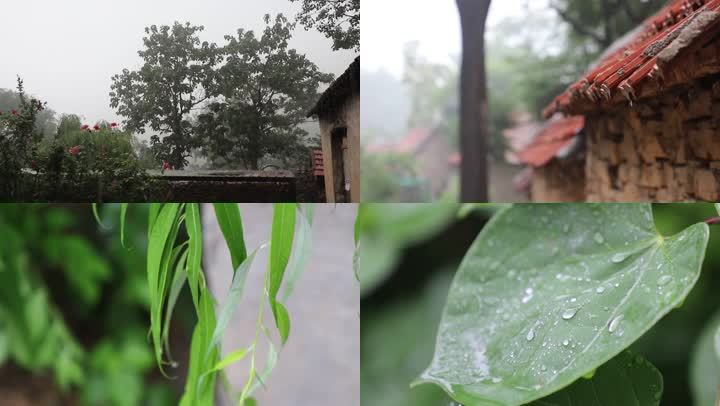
[203, 203, 359, 406]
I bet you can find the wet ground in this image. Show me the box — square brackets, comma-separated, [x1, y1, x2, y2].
[203, 203, 359, 406]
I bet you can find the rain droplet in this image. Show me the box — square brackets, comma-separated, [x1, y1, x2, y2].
[657, 275, 672, 287]
[526, 328, 535, 342]
[562, 307, 580, 320]
[596, 286, 606, 294]
[562, 339, 570, 346]
[521, 288, 534, 304]
[608, 314, 624, 334]
[611, 253, 627, 263]
[570, 297, 577, 303]
[594, 232, 605, 244]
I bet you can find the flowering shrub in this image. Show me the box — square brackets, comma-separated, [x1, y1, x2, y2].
[0, 78, 151, 200]
[0, 78, 45, 198]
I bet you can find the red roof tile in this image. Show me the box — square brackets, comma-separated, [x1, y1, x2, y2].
[545, 0, 720, 117]
[517, 116, 585, 168]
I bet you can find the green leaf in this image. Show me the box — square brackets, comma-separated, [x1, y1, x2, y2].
[690, 309, 720, 406]
[268, 203, 296, 345]
[716, 203, 720, 216]
[180, 289, 218, 406]
[146, 203, 181, 372]
[186, 203, 203, 311]
[204, 345, 252, 376]
[213, 203, 247, 273]
[120, 203, 128, 248]
[416, 204, 709, 406]
[529, 351, 662, 405]
[210, 245, 264, 350]
[92, 203, 108, 229]
[281, 203, 314, 302]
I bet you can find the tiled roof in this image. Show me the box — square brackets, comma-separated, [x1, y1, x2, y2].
[365, 128, 434, 155]
[517, 116, 585, 168]
[307, 57, 360, 118]
[312, 149, 324, 177]
[544, 0, 720, 117]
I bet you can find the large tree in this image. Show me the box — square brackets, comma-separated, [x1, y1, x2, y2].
[289, 0, 360, 51]
[456, 0, 492, 202]
[109, 22, 220, 169]
[194, 14, 333, 170]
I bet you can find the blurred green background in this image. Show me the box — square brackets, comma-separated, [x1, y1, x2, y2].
[0, 204, 190, 405]
[360, 203, 720, 406]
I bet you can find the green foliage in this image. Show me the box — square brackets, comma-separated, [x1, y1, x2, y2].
[110, 22, 220, 169]
[361, 203, 720, 406]
[0, 204, 175, 405]
[289, 0, 360, 51]
[195, 14, 333, 170]
[140, 203, 315, 405]
[416, 204, 708, 405]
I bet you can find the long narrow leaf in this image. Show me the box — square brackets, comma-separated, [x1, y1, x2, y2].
[119, 203, 128, 248]
[186, 203, 203, 312]
[213, 203, 247, 273]
[162, 248, 189, 362]
[180, 289, 218, 406]
[267, 204, 296, 344]
[281, 204, 314, 302]
[91, 203, 108, 229]
[210, 245, 265, 351]
[146, 203, 181, 373]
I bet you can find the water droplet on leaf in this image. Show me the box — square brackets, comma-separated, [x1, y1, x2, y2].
[608, 314, 624, 334]
[562, 307, 580, 320]
[657, 275, 672, 287]
[596, 286, 606, 294]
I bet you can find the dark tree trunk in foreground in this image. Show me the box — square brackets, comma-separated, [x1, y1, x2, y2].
[456, 0, 491, 202]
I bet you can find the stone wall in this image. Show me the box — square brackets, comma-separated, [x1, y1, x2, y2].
[532, 157, 586, 202]
[585, 73, 720, 201]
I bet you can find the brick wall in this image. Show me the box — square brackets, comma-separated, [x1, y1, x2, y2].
[585, 74, 720, 202]
[532, 156, 586, 202]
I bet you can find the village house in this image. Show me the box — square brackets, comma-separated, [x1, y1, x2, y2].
[367, 127, 458, 199]
[517, 0, 720, 202]
[308, 56, 360, 203]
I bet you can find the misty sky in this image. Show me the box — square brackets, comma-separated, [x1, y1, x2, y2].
[363, 0, 550, 76]
[0, 0, 356, 124]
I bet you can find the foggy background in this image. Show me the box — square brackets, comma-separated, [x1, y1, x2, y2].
[0, 0, 355, 125]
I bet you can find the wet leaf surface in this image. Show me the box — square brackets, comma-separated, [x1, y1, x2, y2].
[416, 204, 708, 406]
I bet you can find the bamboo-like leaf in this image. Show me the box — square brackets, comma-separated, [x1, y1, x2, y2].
[202, 345, 252, 377]
[210, 245, 265, 351]
[281, 204, 314, 301]
[120, 203, 128, 248]
[146, 203, 181, 373]
[213, 203, 247, 273]
[91, 203, 108, 229]
[186, 203, 203, 311]
[148, 203, 161, 235]
[180, 288, 218, 406]
[249, 339, 278, 395]
[268, 203, 296, 345]
[162, 248, 188, 362]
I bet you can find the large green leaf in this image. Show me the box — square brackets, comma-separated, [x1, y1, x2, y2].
[416, 204, 709, 406]
[529, 351, 662, 405]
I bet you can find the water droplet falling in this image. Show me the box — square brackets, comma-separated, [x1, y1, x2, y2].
[608, 315, 624, 333]
[594, 232, 605, 244]
[657, 275, 672, 287]
[562, 307, 580, 320]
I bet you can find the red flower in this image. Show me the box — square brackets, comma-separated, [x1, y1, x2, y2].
[81, 124, 89, 130]
[93, 124, 100, 131]
[11, 109, 17, 116]
[68, 146, 81, 156]
[110, 122, 118, 128]
[162, 161, 171, 171]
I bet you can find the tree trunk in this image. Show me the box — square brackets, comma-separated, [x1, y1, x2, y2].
[456, 0, 492, 202]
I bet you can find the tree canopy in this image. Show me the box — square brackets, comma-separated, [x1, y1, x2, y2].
[290, 0, 360, 51]
[195, 14, 333, 170]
